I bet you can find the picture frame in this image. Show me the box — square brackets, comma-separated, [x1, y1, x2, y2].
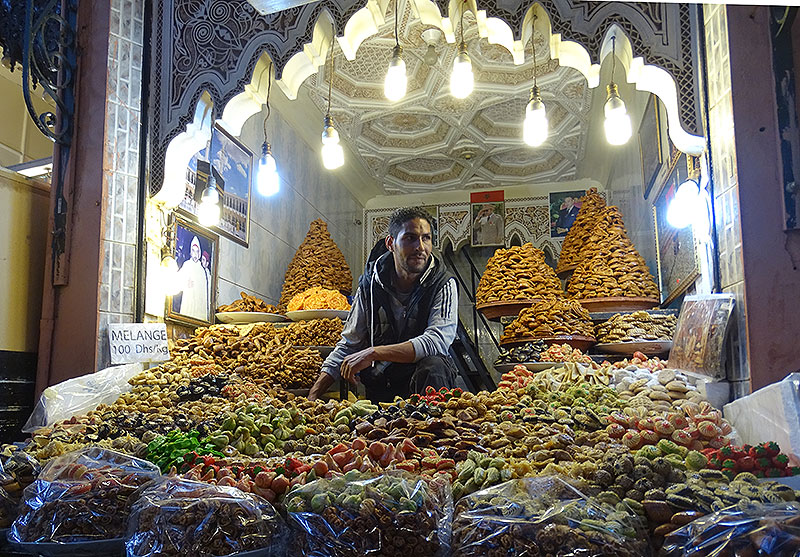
[166, 217, 219, 327]
[652, 152, 701, 306]
[549, 190, 585, 238]
[471, 201, 506, 247]
[639, 94, 663, 199]
[420, 205, 440, 249]
[181, 124, 253, 246]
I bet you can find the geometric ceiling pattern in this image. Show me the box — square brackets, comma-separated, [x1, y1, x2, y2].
[304, 0, 592, 194]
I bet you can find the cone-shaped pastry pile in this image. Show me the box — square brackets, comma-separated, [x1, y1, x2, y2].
[555, 188, 607, 274]
[566, 207, 659, 300]
[476, 243, 563, 305]
[500, 298, 594, 343]
[279, 219, 353, 311]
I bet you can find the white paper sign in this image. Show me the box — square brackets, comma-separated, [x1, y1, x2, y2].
[108, 323, 170, 364]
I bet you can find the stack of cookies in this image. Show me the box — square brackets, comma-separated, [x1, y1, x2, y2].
[279, 219, 353, 311]
[476, 243, 563, 305]
[595, 311, 678, 343]
[566, 206, 659, 300]
[500, 298, 595, 344]
[555, 188, 607, 274]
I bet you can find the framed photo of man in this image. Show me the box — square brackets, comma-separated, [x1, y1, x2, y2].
[549, 190, 585, 238]
[471, 202, 505, 247]
[181, 124, 253, 246]
[166, 218, 219, 327]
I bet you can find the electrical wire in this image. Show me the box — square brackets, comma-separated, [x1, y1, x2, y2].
[394, 0, 399, 46]
[262, 61, 272, 141]
[611, 35, 617, 82]
[531, 11, 538, 87]
[460, 0, 466, 45]
[327, 42, 334, 116]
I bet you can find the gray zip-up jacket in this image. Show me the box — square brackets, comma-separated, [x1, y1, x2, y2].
[321, 252, 458, 381]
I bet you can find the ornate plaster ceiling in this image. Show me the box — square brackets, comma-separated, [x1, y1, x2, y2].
[302, 0, 592, 195]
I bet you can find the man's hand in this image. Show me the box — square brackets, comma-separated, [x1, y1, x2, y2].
[341, 347, 378, 384]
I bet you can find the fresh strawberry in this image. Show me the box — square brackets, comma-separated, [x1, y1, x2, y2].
[750, 445, 768, 458]
[708, 458, 722, 470]
[772, 454, 790, 469]
[755, 457, 771, 470]
[719, 446, 734, 458]
[731, 446, 748, 459]
[701, 448, 719, 458]
[722, 458, 738, 472]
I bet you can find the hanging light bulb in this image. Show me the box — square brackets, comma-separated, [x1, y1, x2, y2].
[257, 142, 279, 196]
[384, 0, 407, 102]
[321, 44, 344, 170]
[667, 177, 702, 229]
[604, 36, 632, 146]
[523, 11, 547, 147]
[256, 62, 280, 196]
[450, 1, 474, 99]
[424, 44, 438, 66]
[198, 174, 221, 226]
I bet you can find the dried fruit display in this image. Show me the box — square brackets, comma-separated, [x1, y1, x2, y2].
[501, 298, 595, 343]
[476, 243, 563, 305]
[596, 311, 678, 342]
[287, 286, 350, 311]
[555, 187, 608, 273]
[216, 291, 281, 314]
[566, 206, 660, 300]
[279, 219, 353, 311]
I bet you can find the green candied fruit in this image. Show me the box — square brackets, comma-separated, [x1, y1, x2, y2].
[637, 445, 662, 460]
[664, 453, 688, 470]
[657, 439, 681, 456]
[685, 450, 709, 471]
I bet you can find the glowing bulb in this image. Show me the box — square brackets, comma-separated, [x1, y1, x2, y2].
[667, 179, 701, 229]
[523, 88, 548, 147]
[198, 183, 220, 226]
[384, 46, 407, 102]
[603, 84, 632, 145]
[321, 116, 344, 170]
[256, 143, 279, 196]
[160, 255, 182, 295]
[450, 43, 474, 99]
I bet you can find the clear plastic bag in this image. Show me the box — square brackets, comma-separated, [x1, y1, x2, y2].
[125, 477, 288, 557]
[22, 362, 144, 432]
[285, 470, 452, 557]
[452, 476, 650, 557]
[9, 446, 161, 543]
[662, 502, 800, 556]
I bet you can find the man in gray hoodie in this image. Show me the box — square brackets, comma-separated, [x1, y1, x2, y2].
[307, 207, 459, 402]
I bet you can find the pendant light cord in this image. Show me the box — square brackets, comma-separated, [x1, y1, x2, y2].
[460, 0, 466, 44]
[395, 0, 399, 46]
[610, 35, 617, 83]
[262, 61, 272, 142]
[326, 42, 334, 117]
[531, 12, 538, 88]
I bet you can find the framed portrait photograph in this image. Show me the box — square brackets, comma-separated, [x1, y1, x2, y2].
[420, 205, 440, 249]
[549, 190, 585, 238]
[653, 153, 701, 305]
[640, 94, 663, 199]
[166, 217, 219, 327]
[471, 201, 505, 247]
[181, 124, 253, 246]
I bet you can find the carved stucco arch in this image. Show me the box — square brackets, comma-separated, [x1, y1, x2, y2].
[149, 0, 702, 206]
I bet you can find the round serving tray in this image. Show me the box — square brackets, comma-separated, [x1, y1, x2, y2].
[216, 311, 288, 324]
[576, 297, 660, 312]
[594, 340, 673, 356]
[476, 299, 542, 321]
[500, 335, 596, 352]
[286, 310, 349, 321]
[494, 362, 563, 373]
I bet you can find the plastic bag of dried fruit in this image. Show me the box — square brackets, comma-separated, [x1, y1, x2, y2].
[452, 475, 650, 557]
[126, 477, 288, 557]
[662, 502, 800, 556]
[9, 446, 161, 544]
[285, 469, 453, 557]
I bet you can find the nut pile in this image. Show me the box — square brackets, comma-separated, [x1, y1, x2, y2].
[476, 243, 563, 306]
[216, 291, 281, 314]
[596, 311, 678, 343]
[556, 188, 607, 273]
[279, 219, 353, 311]
[494, 340, 547, 366]
[566, 206, 660, 300]
[501, 298, 594, 344]
[275, 318, 344, 347]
